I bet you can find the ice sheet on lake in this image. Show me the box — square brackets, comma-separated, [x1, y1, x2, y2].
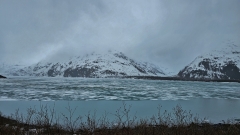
[0, 77, 240, 101]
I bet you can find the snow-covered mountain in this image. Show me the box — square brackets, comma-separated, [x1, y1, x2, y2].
[12, 51, 166, 77]
[178, 44, 240, 80]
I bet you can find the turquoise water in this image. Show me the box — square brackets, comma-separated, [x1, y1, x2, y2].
[1, 99, 240, 123]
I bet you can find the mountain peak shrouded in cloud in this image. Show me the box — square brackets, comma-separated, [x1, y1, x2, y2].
[1, 0, 240, 73]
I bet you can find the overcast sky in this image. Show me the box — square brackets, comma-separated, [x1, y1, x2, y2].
[0, 0, 240, 72]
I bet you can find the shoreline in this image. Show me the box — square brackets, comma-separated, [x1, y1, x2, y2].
[1, 75, 240, 83]
[121, 76, 240, 83]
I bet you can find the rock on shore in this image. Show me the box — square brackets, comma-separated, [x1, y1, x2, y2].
[0, 75, 6, 78]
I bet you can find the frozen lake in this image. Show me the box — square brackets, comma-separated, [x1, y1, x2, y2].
[1, 77, 240, 101]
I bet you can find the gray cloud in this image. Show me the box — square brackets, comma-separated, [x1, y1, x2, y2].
[0, 0, 240, 73]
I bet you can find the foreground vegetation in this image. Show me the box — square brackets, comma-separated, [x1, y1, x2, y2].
[0, 103, 240, 135]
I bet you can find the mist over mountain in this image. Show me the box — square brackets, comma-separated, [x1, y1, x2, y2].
[1, 42, 240, 80]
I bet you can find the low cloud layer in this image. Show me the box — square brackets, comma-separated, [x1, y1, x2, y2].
[1, 0, 240, 72]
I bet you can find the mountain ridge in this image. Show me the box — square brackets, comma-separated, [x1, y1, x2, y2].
[11, 51, 167, 78]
